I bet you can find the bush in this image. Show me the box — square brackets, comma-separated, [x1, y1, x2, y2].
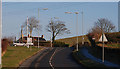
[53, 41, 69, 47]
[105, 32, 120, 43]
[2, 39, 8, 56]
[33, 41, 51, 46]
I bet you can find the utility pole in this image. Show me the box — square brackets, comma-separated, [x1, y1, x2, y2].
[0, 0, 2, 68]
[81, 12, 84, 45]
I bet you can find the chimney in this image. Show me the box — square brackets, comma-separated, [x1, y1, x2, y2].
[41, 35, 44, 38]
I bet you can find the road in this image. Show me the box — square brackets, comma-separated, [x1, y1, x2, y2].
[19, 47, 85, 69]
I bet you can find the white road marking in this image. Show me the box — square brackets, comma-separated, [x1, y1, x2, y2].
[49, 48, 57, 69]
[49, 48, 66, 69]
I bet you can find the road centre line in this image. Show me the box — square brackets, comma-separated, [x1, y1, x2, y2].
[49, 48, 66, 69]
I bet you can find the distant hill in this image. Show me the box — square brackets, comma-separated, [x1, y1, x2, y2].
[56, 35, 90, 47]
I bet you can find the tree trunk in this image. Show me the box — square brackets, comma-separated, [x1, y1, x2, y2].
[52, 32, 55, 43]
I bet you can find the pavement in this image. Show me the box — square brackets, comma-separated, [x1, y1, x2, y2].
[19, 47, 85, 69]
[81, 47, 120, 68]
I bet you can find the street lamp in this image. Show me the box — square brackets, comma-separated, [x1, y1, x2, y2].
[75, 12, 79, 51]
[81, 12, 84, 45]
[65, 11, 79, 51]
[27, 16, 29, 48]
[38, 8, 48, 48]
[50, 18, 53, 47]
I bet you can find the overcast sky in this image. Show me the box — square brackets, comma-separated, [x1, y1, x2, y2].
[2, 2, 118, 40]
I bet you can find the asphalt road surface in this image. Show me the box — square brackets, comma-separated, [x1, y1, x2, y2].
[19, 47, 85, 69]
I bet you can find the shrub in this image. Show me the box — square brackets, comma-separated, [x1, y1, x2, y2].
[2, 39, 8, 56]
[53, 41, 69, 47]
[33, 41, 51, 47]
[105, 32, 120, 43]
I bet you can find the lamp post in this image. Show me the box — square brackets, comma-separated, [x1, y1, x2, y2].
[81, 11, 84, 45]
[27, 16, 29, 48]
[38, 8, 48, 48]
[65, 12, 79, 51]
[50, 18, 53, 47]
[75, 12, 79, 51]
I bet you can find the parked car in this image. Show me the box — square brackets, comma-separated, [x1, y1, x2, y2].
[13, 42, 25, 46]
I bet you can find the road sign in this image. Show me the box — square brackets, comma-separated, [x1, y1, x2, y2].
[99, 34, 108, 42]
[27, 38, 32, 43]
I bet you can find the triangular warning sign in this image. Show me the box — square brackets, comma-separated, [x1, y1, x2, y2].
[99, 34, 108, 42]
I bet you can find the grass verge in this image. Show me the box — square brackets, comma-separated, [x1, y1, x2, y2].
[72, 47, 116, 69]
[86, 46, 120, 65]
[2, 46, 42, 67]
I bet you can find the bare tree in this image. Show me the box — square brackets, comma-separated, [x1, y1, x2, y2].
[46, 19, 70, 42]
[88, 18, 116, 41]
[22, 16, 40, 36]
[95, 18, 115, 33]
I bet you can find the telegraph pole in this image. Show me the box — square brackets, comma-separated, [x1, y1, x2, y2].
[0, 0, 2, 68]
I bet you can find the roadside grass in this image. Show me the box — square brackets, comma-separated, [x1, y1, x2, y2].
[2, 46, 42, 67]
[72, 47, 108, 69]
[56, 35, 90, 47]
[97, 43, 120, 49]
[106, 43, 120, 48]
[86, 46, 120, 65]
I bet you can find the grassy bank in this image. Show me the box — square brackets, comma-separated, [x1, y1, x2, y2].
[86, 46, 120, 65]
[72, 47, 107, 69]
[56, 35, 90, 47]
[2, 46, 42, 67]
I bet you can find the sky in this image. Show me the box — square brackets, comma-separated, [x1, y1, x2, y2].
[2, 0, 120, 2]
[2, 2, 118, 40]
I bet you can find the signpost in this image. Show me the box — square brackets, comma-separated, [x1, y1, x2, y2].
[27, 38, 33, 50]
[27, 38, 32, 43]
[99, 33, 108, 62]
[99, 33, 108, 42]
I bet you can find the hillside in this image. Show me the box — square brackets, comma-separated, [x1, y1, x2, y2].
[56, 35, 90, 47]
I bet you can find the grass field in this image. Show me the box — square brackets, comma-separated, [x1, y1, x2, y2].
[2, 46, 42, 67]
[56, 35, 90, 47]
